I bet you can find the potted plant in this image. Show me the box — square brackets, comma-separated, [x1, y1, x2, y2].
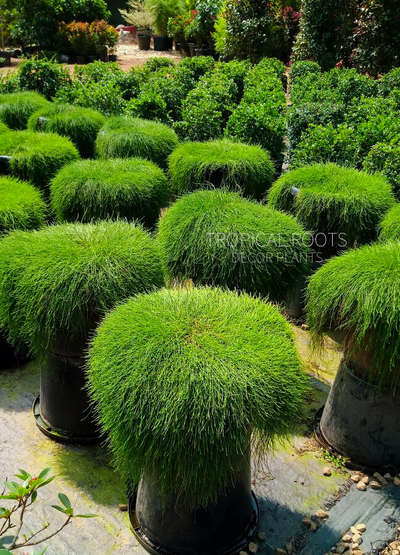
[167, 14, 190, 54]
[0, 221, 164, 443]
[120, 1, 154, 50]
[184, 0, 221, 56]
[307, 240, 400, 467]
[147, 0, 185, 51]
[88, 286, 308, 553]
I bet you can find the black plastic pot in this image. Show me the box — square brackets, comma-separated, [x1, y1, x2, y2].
[33, 340, 100, 444]
[317, 360, 400, 468]
[129, 456, 259, 554]
[138, 33, 151, 50]
[0, 155, 11, 174]
[153, 35, 172, 51]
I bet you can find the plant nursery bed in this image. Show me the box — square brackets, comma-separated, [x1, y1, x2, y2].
[0, 327, 398, 555]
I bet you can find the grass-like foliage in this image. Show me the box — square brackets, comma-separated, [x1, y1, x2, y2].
[95, 116, 178, 168]
[268, 164, 395, 248]
[0, 176, 46, 234]
[306, 241, 400, 392]
[87, 286, 309, 507]
[379, 204, 400, 242]
[0, 91, 50, 129]
[168, 139, 274, 200]
[28, 104, 105, 158]
[157, 189, 311, 302]
[0, 122, 8, 134]
[50, 158, 170, 228]
[0, 130, 79, 193]
[0, 221, 164, 355]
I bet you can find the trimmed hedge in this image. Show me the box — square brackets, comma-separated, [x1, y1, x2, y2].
[51, 158, 170, 228]
[363, 142, 400, 199]
[28, 104, 106, 158]
[0, 176, 46, 234]
[0, 131, 80, 193]
[0, 92, 50, 130]
[87, 286, 309, 506]
[379, 204, 400, 242]
[290, 61, 321, 85]
[269, 164, 395, 250]
[157, 189, 311, 302]
[95, 116, 178, 168]
[168, 139, 274, 200]
[0, 221, 164, 355]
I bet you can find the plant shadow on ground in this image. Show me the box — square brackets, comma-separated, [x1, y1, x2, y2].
[0, 358, 40, 413]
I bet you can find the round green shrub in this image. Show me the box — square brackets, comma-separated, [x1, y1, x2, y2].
[306, 241, 400, 390]
[269, 164, 395, 249]
[290, 61, 321, 85]
[0, 176, 46, 234]
[50, 158, 170, 228]
[0, 91, 50, 129]
[379, 204, 400, 242]
[28, 104, 106, 158]
[157, 189, 311, 302]
[88, 286, 309, 506]
[168, 140, 274, 200]
[363, 142, 400, 199]
[95, 116, 178, 168]
[0, 221, 164, 355]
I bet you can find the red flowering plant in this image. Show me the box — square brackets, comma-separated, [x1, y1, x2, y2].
[184, 0, 222, 47]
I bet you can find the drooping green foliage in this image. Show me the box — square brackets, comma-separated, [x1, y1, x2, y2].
[269, 164, 395, 249]
[0, 122, 9, 134]
[157, 189, 311, 301]
[0, 176, 46, 234]
[168, 140, 274, 200]
[50, 158, 170, 228]
[0, 91, 50, 129]
[0, 221, 164, 355]
[28, 104, 106, 158]
[0, 130, 80, 193]
[88, 286, 309, 507]
[306, 241, 400, 392]
[379, 204, 400, 242]
[95, 116, 178, 168]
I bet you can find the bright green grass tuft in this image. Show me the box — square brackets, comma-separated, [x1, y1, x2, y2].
[50, 158, 171, 228]
[88, 286, 309, 507]
[157, 189, 311, 302]
[168, 139, 274, 200]
[306, 241, 400, 392]
[379, 204, 400, 241]
[96, 116, 178, 168]
[268, 163, 395, 249]
[28, 104, 106, 158]
[0, 122, 8, 134]
[0, 91, 50, 129]
[0, 221, 164, 355]
[0, 130, 80, 194]
[0, 176, 46, 234]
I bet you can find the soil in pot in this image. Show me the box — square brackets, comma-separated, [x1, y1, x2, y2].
[138, 34, 151, 50]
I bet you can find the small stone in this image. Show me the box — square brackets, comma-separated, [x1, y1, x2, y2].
[356, 481, 367, 491]
[355, 523, 366, 533]
[248, 542, 259, 554]
[350, 526, 358, 534]
[275, 549, 286, 555]
[361, 476, 369, 484]
[239, 552, 248, 555]
[323, 466, 332, 476]
[394, 476, 400, 486]
[257, 531, 266, 541]
[301, 323, 309, 330]
[342, 534, 352, 542]
[370, 480, 382, 490]
[390, 541, 400, 550]
[315, 509, 329, 519]
[384, 472, 393, 481]
[351, 474, 360, 483]
[118, 503, 128, 512]
[392, 550, 400, 555]
[336, 543, 349, 553]
[373, 472, 387, 485]
[352, 533, 362, 544]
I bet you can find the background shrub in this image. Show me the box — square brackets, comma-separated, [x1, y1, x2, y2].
[0, 176, 46, 234]
[0, 92, 50, 129]
[157, 189, 311, 302]
[363, 142, 400, 199]
[290, 60, 321, 85]
[96, 116, 178, 168]
[18, 58, 71, 100]
[51, 158, 170, 228]
[168, 139, 274, 200]
[87, 286, 309, 506]
[379, 204, 400, 242]
[0, 221, 164, 354]
[28, 104, 105, 158]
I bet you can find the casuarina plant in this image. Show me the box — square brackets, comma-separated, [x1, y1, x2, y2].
[96, 116, 178, 169]
[0, 91, 50, 129]
[0, 176, 46, 234]
[87, 286, 308, 551]
[28, 104, 106, 158]
[0, 121, 9, 134]
[157, 189, 311, 304]
[50, 158, 170, 228]
[379, 204, 400, 242]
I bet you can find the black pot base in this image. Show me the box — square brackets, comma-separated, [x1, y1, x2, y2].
[32, 395, 101, 445]
[128, 491, 259, 555]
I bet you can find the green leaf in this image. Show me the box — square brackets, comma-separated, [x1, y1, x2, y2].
[31, 490, 38, 503]
[0, 494, 19, 501]
[15, 469, 30, 481]
[58, 493, 71, 508]
[38, 468, 52, 480]
[0, 549, 13, 554]
[75, 514, 97, 518]
[36, 477, 55, 489]
[51, 505, 67, 514]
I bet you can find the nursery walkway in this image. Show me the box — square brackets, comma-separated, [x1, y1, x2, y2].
[0, 327, 399, 554]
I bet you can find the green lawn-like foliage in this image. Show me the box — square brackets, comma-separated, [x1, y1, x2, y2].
[0, 176, 46, 234]
[379, 204, 400, 242]
[51, 158, 170, 228]
[28, 104, 105, 158]
[0, 92, 50, 129]
[0, 130, 80, 193]
[306, 241, 400, 392]
[168, 140, 274, 200]
[268, 164, 395, 248]
[0, 122, 9, 134]
[87, 286, 309, 507]
[0, 221, 164, 355]
[95, 116, 178, 168]
[157, 189, 311, 301]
